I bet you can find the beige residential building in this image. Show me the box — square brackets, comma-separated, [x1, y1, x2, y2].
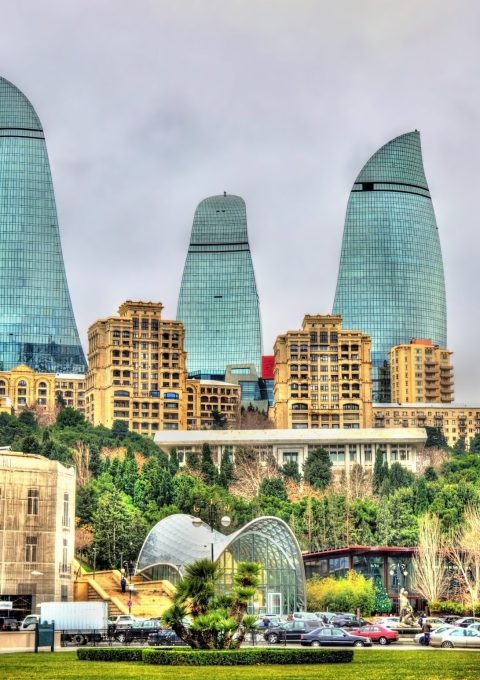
[85, 301, 188, 434]
[186, 379, 241, 429]
[0, 451, 76, 620]
[274, 315, 373, 430]
[373, 403, 480, 447]
[390, 339, 454, 403]
[0, 364, 85, 416]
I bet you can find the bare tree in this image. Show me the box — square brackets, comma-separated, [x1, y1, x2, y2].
[446, 505, 480, 614]
[412, 513, 449, 603]
[71, 442, 91, 486]
[75, 521, 93, 573]
[229, 447, 279, 500]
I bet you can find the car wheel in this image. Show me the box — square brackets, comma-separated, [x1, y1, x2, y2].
[353, 640, 364, 647]
[116, 632, 126, 644]
[311, 640, 320, 647]
[267, 633, 279, 644]
[72, 633, 85, 646]
[441, 641, 454, 648]
[378, 636, 388, 646]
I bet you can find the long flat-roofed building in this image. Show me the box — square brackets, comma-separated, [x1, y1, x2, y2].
[155, 428, 426, 475]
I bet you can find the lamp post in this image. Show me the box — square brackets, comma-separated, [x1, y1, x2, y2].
[389, 562, 409, 614]
[92, 547, 97, 581]
[192, 499, 231, 561]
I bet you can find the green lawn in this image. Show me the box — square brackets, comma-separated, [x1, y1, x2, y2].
[1, 649, 478, 680]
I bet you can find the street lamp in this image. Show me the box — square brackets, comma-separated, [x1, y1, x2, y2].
[192, 500, 231, 561]
[389, 562, 409, 614]
[92, 547, 97, 581]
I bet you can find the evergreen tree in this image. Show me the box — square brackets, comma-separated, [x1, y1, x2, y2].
[169, 448, 180, 476]
[372, 576, 392, 614]
[259, 477, 288, 501]
[201, 443, 218, 485]
[122, 451, 139, 498]
[413, 477, 430, 514]
[424, 466, 438, 481]
[425, 426, 448, 449]
[380, 462, 415, 496]
[112, 419, 129, 441]
[469, 433, 480, 453]
[20, 434, 40, 454]
[303, 448, 332, 490]
[156, 468, 175, 506]
[373, 449, 388, 494]
[211, 410, 228, 430]
[18, 410, 38, 430]
[218, 449, 234, 489]
[186, 450, 201, 472]
[55, 407, 85, 428]
[282, 460, 301, 482]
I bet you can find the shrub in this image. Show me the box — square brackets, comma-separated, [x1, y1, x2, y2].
[77, 647, 144, 662]
[142, 647, 353, 665]
[307, 571, 374, 615]
[429, 600, 464, 615]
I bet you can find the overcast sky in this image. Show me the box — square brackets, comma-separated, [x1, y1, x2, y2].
[1, 1, 479, 400]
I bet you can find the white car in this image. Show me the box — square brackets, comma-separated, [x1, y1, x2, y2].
[414, 624, 453, 644]
[20, 614, 40, 630]
[430, 627, 480, 648]
[375, 616, 401, 629]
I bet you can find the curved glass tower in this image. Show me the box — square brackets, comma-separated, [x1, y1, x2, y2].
[177, 194, 262, 377]
[0, 77, 86, 373]
[333, 131, 447, 401]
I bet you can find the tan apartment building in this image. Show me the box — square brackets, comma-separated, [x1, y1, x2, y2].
[390, 338, 454, 403]
[274, 315, 373, 430]
[186, 379, 241, 429]
[0, 451, 76, 620]
[0, 364, 85, 417]
[373, 403, 480, 447]
[85, 301, 188, 434]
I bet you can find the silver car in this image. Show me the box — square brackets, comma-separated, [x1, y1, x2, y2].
[414, 624, 453, 644]
[430, 627, 480, 648]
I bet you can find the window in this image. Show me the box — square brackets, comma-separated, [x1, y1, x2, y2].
[63, 493, 69, 527]
[27, 489, 39, 515]
[25, 536, 38, 562]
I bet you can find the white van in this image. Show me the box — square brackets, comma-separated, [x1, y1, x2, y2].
[20, 614, 39, 630]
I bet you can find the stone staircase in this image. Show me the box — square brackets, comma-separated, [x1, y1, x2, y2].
[74, 568, 174, 620]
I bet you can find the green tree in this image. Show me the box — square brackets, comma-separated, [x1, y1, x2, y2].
[112, 419, 129, 441]
[425, 426, 448, 449]
[168, 448, 180, 476]
[413, 477, 430, 514]
[282, 460, 301, 482]
[18, 410, 38, 430]
[373, 449, 388, 495]
[121, 451, 139, 498]
[218, 449, 234, 489]
[201, 443, 218, 485]
[424, 466, 438, 481]
[19, 434, 40, 454]
[55, 407, 86, 429]
[469, 433, 480, 453]
[380, 462, 415, 496]
[211, 410, 228, 430]
[303, 448, 332, 490]
[453, 437, 466, 454]
[259, 477, 288, 501]
[186, 450, 201, 472]
[372, 576, 392, 614]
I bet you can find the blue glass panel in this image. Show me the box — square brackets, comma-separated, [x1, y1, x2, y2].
[0, 78, 86, 373]
[333, 132, 446, 401]
[177, 195, 262, 376]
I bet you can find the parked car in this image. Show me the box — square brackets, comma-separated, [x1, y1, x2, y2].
[264, 619, 322, 644]
[0, 618, 20, 631]
[467, 623, 480, 633]
[430, 627, 480, 648]
[414, 624, 453, 645]
[455, 617, 480, 628]
[330, 614, 368, 628]
[107, 614, 136, 637]
[147, 628, 187, 646]
[300, 626, 372, 647]
[349, 624, 398, 645]
[292, 612, 322, 621]
[374, 616, 401, 629]
[441, 615, 462, 625]
[254, 616, 282, 629]
[20, 614, 40, 630]
[424, 617, 448, 630]
[118, 619, 162, 643]
[313, 612, 336, 624]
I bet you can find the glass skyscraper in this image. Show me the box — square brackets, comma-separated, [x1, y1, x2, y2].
[177, 194, 262, 377]
[0, 77, 86, 373]
[333, 131, 447, 401]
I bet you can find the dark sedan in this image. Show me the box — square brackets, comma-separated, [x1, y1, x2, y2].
[147, 628, 187, 646]
[263, 619, 322, 644]
[330, 615, 368, 628]
[300, 626, 373, 647]
[117, 619, 162, 643]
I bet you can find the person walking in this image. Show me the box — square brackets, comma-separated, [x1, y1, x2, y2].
[422, 619, 432, 646]
[121, 576, 127, 593]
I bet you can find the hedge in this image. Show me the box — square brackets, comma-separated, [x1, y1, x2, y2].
[77, 646, 353, 666]
[142, 648, 353, 666]
[77, 647, 144, 662]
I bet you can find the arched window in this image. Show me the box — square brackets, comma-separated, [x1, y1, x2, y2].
[292, 403, 308, 410]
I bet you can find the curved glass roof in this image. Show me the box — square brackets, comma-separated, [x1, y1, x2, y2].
[136, 514, 306, 607]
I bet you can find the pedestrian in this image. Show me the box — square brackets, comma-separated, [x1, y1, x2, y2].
[121, 576, 127, 593]
[422, 619, 432, 646]
[262, 616, 270, 629]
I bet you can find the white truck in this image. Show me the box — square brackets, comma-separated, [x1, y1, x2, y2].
[22, 601, 109, 645]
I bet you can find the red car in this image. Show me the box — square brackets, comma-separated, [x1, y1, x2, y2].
[350, 624, 398, 645]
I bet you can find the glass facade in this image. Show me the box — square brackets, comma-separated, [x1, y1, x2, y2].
[136, 513, 306, 614]
[177, 194, 262, 377]
[0, 78, 86, 373]
[333, 131, 447, 401]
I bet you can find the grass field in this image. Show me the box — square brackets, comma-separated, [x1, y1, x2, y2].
[1, 649, 478, 680]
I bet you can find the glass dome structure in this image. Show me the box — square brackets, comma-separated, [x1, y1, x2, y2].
[136, 514, 306, 615]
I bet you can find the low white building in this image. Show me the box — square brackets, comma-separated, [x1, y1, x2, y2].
[155, 427, 426, 474]
[0, 451, 76, 622]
